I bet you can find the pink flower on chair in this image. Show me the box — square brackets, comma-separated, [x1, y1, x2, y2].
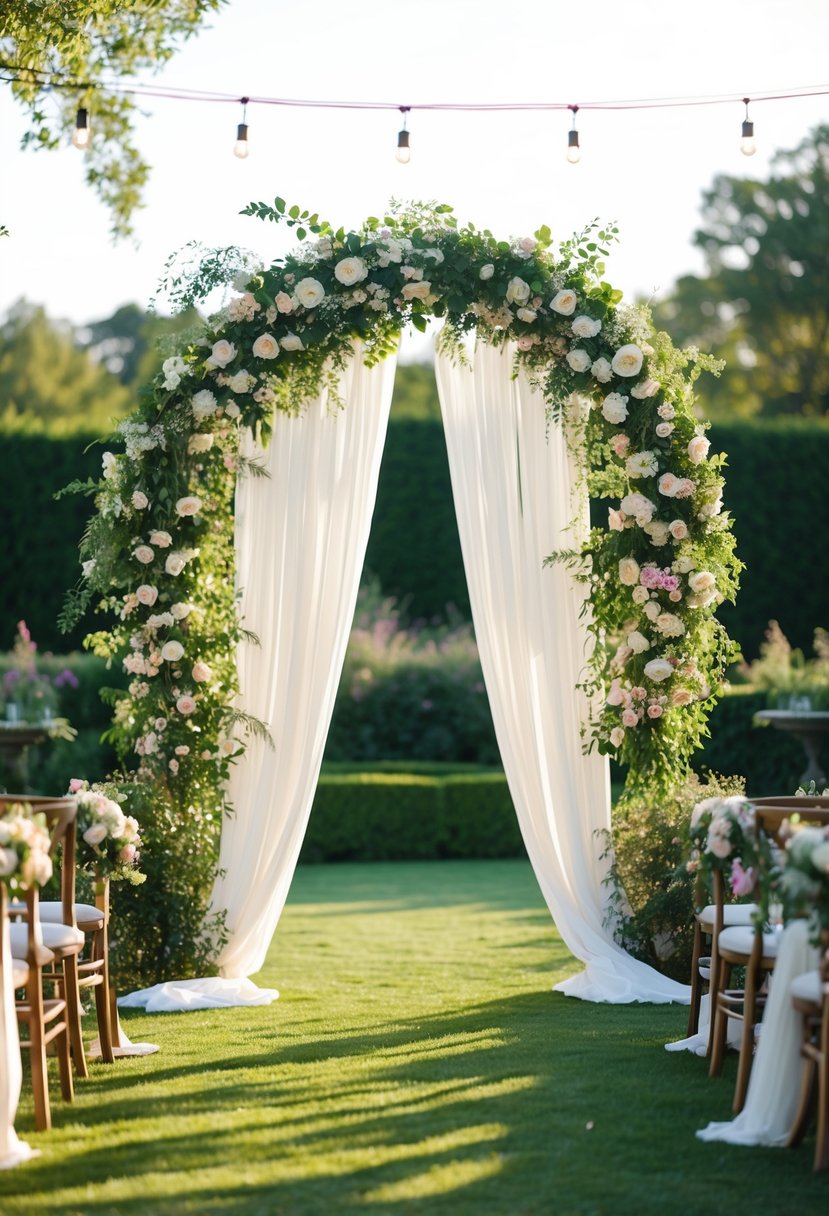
[730, 858, 756, 898]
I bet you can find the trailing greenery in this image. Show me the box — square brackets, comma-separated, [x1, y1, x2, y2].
[2, 860, 826, 1216]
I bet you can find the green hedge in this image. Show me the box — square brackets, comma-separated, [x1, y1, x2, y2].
[3, 418, 829, 658]
[692, 686, 810, 796]
[301, 770, 524, 862]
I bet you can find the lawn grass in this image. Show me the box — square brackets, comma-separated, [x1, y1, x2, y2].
[1, 859, 824, 1215]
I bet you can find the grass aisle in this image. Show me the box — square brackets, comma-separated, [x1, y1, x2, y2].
[1, 859, 823, 1215]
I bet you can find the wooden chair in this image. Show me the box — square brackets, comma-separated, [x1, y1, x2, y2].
[708, 798, 829, 1113]
[788, 945, 829, 1171]
[2, 795, 104, 1078]
[4, 840, 75, 1131]
[687, 872, 757, 1041]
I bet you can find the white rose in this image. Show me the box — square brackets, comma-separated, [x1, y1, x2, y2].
[161, 640, 185, 663]
[609, 726, 625, 748]
[175, 496, 202, 517]
[191, 389, 218, 420]
[252, 333, 280, 360]
[171, 602, 193, 620]
[687, 434, 711, 465]
[601, 393, 629, 424]
[83, 823, 108, 847]
[591, 357, 613, 383]
[102, 451, 117, 481]
[625, 450, 659, 479]
[618, 557, 641, 586]
[132, 490, 149, 510]
[669, 519, 688, 541]
[632, 585, 649, 605]
[278, 332, 304, 352]
[294, 277, 325, 309]
[516, 307, 537, 323]
[334, 257, 368, 286]
[627, 630, 651, 654]
[149, 530, 172, 548]
[643, 600, 661, 621]
[401, 280, 432, 301]
[655, 422, 674, 438]
[136, 584, 158, 607]
[228, 370, 255, 394]
[656, 612, 685, 637]
[187, 433, 214, 455]
[611, 344, 644, 377]
[479, 263, 495, 280]
[644, 658, 674, 683]
[688, 570, 716, 593]
[566, 349, 591, 373]
[81, 559, 96, 578]
[644, 520, 670, 546]
[162, 355, 187, 390]
[207, 339, 236, 369]
[630, 378, 660, 399]
[0, 846, 17, 877]
[505, 277, 531, 304]
[571, 315, 602, 338]
[165, 552, 188, 577]
[550, 289, 577, 315]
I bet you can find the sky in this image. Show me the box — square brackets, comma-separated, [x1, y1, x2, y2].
[1, 0, 828, 360]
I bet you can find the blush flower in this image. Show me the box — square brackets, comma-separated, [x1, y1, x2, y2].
[550, 289, 577, 315]
[611, 344, 644, 377]
[252, 333, 280, 360]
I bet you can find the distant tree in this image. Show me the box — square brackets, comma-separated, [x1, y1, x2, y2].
[0, 300, 130, 434]
[1, 1, 225, 237]
[653, 124, 829, 419]
[79, 301, 202, 391]
[390, 362, 440, 420]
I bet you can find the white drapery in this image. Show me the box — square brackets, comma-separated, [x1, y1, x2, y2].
[435, 340, 688, 1003]
[0, 899, 36, 1169]
[210, 345, 397, 980]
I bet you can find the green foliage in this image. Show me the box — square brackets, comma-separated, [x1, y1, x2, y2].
[653, 124, 829, 418]
[1, 1, 226, 237]
[302, 770, 523, 863]
[606, 772, 745, 981]
[737, 619, 829, 708]
[691, 686, 809, 795]
[0, 300, 132, 434]
[390, 362, 442, 420]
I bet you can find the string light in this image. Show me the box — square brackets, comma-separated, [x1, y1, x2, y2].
[566, 105, 581, 163]
[740, 97, 757, 156]
[233, 97, 249, 159]
[71, 105, 90, 149]
[396, 106, 411, 164]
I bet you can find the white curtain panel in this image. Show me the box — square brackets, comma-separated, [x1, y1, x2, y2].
[436, 340, 688, 1003]
[122, 344, 396, 1010]
[211, 344, 397, 980]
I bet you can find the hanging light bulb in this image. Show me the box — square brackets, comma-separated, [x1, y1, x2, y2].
[740, 97, 756, 157]
[566, 105, 581, 164]
[71, 106, 90, 150]
[396, 107, 411, 164]
[234, 98, 250, 159]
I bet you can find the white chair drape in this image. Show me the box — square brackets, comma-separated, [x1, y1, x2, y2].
[1, 904, 36, 1169]
[436, 340, 688, 1003]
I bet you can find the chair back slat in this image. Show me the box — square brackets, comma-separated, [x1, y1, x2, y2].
[0, 795, 78, 924]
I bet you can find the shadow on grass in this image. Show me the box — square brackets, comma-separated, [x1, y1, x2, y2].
[2, 991, 822, 1216]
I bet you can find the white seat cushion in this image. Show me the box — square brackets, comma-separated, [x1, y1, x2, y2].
[11, 960, 29, 988]
[38, 900, 104, 930]
[696, 903, 758, 929]
[791, 969, 822, 1005]
[9, 921, 84, 956]
[718, 924, 780, 959]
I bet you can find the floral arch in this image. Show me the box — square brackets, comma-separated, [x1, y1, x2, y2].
[64, 199, 740, 992]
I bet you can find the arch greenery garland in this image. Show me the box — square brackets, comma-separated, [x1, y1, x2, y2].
[61, 198, 740, 984]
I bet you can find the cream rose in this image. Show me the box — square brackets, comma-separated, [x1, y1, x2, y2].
[187, 433, 214, 455]
[83, 823, 108, 847]
[655, 422, 674, 439]
[643, 600, 661, 622]
[207, 339, 236, 368]
[630, 378, 660, 399]
[516, 307, 537, 323]
[669, 519, 688, 541]
[132, 490, 149, 510]
[334, 257, 368, 286]
[192, 661, 212, 683]
[658, 472, 679, 498]
[656, 612, 685, 638]
[632, 585, 649, 605]
[591, 357, 613, 383]
[149, 530, 172, 549]
[505, 277, 531, 304]
[609, 726, 625, 748]
[627, 630, 651, 654]
[644, 657, 674, 683]
[280, 333, 305, 351]
[571, 314, 602, 338]
[566, 349, 591, 373]
[687, 434, 711, 465]
[252, 333, 280, 360]
[176, 694, 197, 716]
[294, 277, 325, 309]
[401, 280, 432, 301]
[618, 557, 641, 586]
[165, 552, 188, 577]
[175, 496, 202, 517]
[688, 570, 716, 593]
[644, 521, 670, 546]
[479, 263, 495, 280]
[550, 289, 577, 315]
[136, 584, 158, 607]
[670, 687, 694, 707]
[133, 545, 154, 565]
[171, 602, 193, 620]
[161, 640, 185, 663]
[611, 344, 644, 377]
[275, 291, 295, 314]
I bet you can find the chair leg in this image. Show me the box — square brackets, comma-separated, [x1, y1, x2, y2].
[56, 1019, 75, 1104]
[733, 971, 760, 1113]
[25, 976, 51, 1133]
[62, 954, 89, 1078]
[708, 961, 732, 1079]
[687, 921, 704, 1038]
[787, 1056, 816, 1149]
[109, 986, 122, 1049]
[94, 974, 115, 1064]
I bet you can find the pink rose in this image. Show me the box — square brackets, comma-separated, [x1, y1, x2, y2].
[707, 832, 732, 860]
[133, 545, 154, 564]
[673, 478, 696, 499]
[647, 703, 663, 719]
[658, 473, 679, 498]
[730, 859, 756, 898]
[149, 530, 173, 549]
[608, 508, 626, 531]
[68, 778, 86, 794]
[132, 490, 149, 510]
[192, 661, 212, 683]
[687, 435, 711, 465]
[671, 688, 694, 706]
[621, 708, 639, 728]
[136, 584, 158, 607]
[668, 520, 688, 541]
[275, 292, 295, 313]
[119, 843, 138, 864]
[607, 679, 625, 707]
[176, 695, 197, 715]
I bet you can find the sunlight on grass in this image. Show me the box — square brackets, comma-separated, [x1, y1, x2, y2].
[362, 1151, 506, 1202]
